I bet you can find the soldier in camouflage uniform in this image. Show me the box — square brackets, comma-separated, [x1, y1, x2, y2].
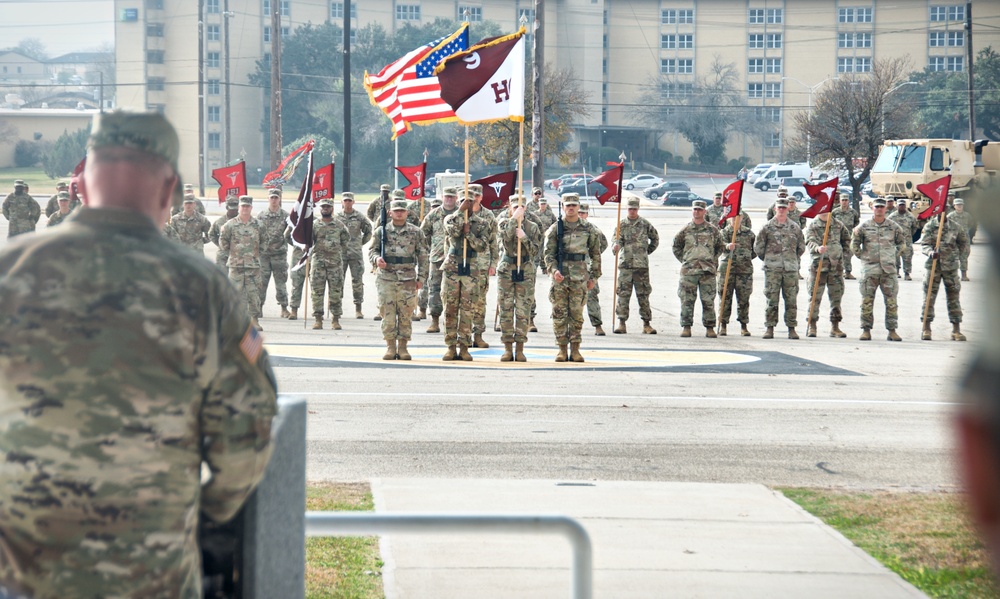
[706, 191, 752, 231]
[170, 183, 207, 216]
[421, 187, 460, 333]
[888, 199, 920, 280]
[850, 197, 907, 341]
[335, 192, 372, 319]
[46, 191, 73, 227]
[370, 199, 428, 360]
[407, 193, 432, 320]
[43, 180, 69, 217]
[805, 212, 851, 338]
[284, 225, 308, 319]
[831, 193, 860, 279]
[469, 184, 499, 348]
[527, 188, 556, 331]
[613, 197, 660, 334]
[920, 209, 970, 341]
[0, 110, 277, 599]
[2, 180, 41, 238]
[211, 195, 240, 270]
[754, 197, 806, 339]
[220, 196, 267, 330]
[497, 198, 542, 361]
[949, 198, 975, 281]
[441, 191, 491, 361]
[579, 201, 609, 335]
[166, 195, 211, 255]
[765, 186, 790, 220]
[718, 214, 756, 336]
[672, 199, 725, 337]
[367, 183, 391, 223]
[544, 193, 603, 362]
[310, 198, 351, 330]
[257, 188, 290, 318]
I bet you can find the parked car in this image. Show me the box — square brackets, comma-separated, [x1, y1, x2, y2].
[644, 180, 691, 200]
[546, 173, 588, 190]
[747, 163, 773, 184]
[558, 178, 607, 198]
[754, 163, 812, 191]
[622, 174, 664, 190]
[661, 191, 709, 207]
[779, 177, 811, 202]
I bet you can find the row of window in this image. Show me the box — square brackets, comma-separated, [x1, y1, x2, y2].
[748, 82, 782, 99]
[930, 56, 964, 71]
[930, 31, 965, 47]
[658, 5, 963, 26]
[659, 32, 876, 51]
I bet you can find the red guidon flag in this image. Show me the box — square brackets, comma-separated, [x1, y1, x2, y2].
[591, 161, 624, 205]
[435, 28, 526, 125]
[396, 163, 427, 199]
[471, 170, 518, 210]
[800, 177, 839, 219]
[718, 179, 745, 227]
[263, 140, 314, 188]
[313, 163, 334, 202]
[917, 175, 952, 220]
[211, 162, 247, 205]
[286, 150, 315, 272]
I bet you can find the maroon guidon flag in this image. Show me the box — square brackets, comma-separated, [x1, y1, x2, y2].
[471, 170, 518, 210]
[263, 140, 314, 188]
[211, 162, 247, 205]
[286, 150, 316, 272]
[800, 177, 839, 219]
[591, 161, 624, 205]
[436, 28, 526, 125]
[718, 179, 745, 227]
[396, 163, 428, 200]
[313, 163, 335, 202]
[917, 175, 952, 220]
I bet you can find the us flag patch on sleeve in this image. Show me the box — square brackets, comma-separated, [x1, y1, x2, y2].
[240, 325, 264, 363]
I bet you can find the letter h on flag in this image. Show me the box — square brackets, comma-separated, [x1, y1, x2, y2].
[435, 28, 526, 124]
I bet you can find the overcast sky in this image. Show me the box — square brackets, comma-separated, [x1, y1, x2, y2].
[1, 0, 114, 57]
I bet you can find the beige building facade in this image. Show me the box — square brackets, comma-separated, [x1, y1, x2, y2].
[112, 0, 1000, 186]
[0, 109, 98, 168]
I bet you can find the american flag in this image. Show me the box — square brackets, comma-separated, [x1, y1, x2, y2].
[366, 25, 469, 139]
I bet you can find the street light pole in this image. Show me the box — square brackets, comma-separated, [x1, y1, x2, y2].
[782, 76, 838, 165]
[881, 81, 918, 138]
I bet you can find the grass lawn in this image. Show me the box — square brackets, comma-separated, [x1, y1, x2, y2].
[306, 482, 384, 599]
[0, 167, 63, 191]
[780, 488, 999, 598]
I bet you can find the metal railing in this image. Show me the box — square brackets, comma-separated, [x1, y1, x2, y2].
[305, 512, 593, 599]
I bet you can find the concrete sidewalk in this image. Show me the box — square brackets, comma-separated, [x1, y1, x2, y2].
[372, 478, 925, 599]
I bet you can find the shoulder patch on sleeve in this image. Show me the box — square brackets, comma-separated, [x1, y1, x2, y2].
[240, 325, 264, 364]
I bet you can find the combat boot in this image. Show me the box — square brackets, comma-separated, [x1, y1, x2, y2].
[845, 272, 856, 280]
[570, 342, 585, 363]
[887, 329, 902, 342]
[426, 316, 441, 333]
[418, 308, 427, 320]
[501, 342, 514, 362]
[555, 345, 568, 362]
[680, 326, 691, 338]
[642, 320, 657, 334]
[252, 317, 263, 331]
[614, 319, 627, 334]
[397, 339, 412, 360]
[904, 273, 912, 281]
[806, 322, 817, 338]
[860, 327, 871, 341]
[830, 322, 847, 338]
[473, 332, 490, 348]
[442, 345, 457, 361]
[921, 321, 932, 341]
[962, 271, 970, 282]
[355, 304, 364, 319]
[412, 309, 423, 321]
[382, 340, 397, 360]
[952, 323, 967, 341]
[740, 323, 751, 337]
[529, 318, 538, 332]
[458, 344, 474, 361]
[312, 316, 323, 330]
[280, 305, 291, 319]
[374, 314, 382, 321]
[718, 323, 727, 337]
[515, 342, 527, 362]
[595, 325, 606, 336]
[331, 316, 342, 330]
[788, 328, 799, 340]
[705, 327, 717, 338]
[288, 308, 298, 320]
[763, 326, 774, 339]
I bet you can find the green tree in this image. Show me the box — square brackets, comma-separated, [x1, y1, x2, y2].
[42, 125, 90, 179]
[14, 38, 47, 61]
[911, 46, 1000, 140]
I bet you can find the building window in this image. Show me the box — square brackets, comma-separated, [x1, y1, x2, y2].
[929, 31, 946, 47]
[148, 77, 165, 91]
[280, 0, 290, 17]
[661, 83, 694, 98]
[838, 33, 853, 48]
[948, 31, 965, 46]
[207, 52, 220, 68]
[857, 7, 873, 22]
[396, 4, 420, 21]
[948, 56, 964, 71]
[766, 33, 782, 49]
[839, 7, 855, 22]
[264, 26, 270, 43]
[208, 106, 221, 122]
[930, 6, 946, 21]
[147, 23, 164, 37]
[748, 9, 764, 24]
[749, 34, 764, 49]
[661, 59, 674, 74]
[208, 132, 221, 150]
[661, 34, 673, 49]
[765, 58, 781, 73]
[263, 0, 270, 15]
[948, 5, 965, 20]
[330, 2, 358, 18]
[147, 50, 165, 64]
[207, 0, 220, 13]
[929, 56, 946, 71]
[677, 59, 693, 73]
[207, 25, 220, 41]
[661, 8, 694, 24]
[677, 34, 693, 49]
[857, 32, 872, 48]
[457, 5, 482, 21]
[207, 79, 220, 95]
[766, 132, 781, 148]
[148, 104, 166, 114]
[282, 26, 289, 38]
[350, 29, 356, 44]
[662, 34, 692, 49]
[748, 58, 764, 74]
[769, 107, 781, 123]
[838, 57, 871, 73]
[748, 83, 763, 99]
[766, 8, 782, 24]
[764, 82, 781, 98]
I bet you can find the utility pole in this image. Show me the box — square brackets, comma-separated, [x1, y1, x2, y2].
[530, 0, 544, 190]
[343, 0, 352, 191]
[269, 5, 283, 172]
[966, 0, 975, 140]
[198, 0, 205, 194]
[223, 1, 232, 164]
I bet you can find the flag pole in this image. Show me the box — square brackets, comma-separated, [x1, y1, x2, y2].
[718, 214, 741, 334]
[806, 216, 833, 327]
[516, 119, 525, 274]
[460, 126, 470, 276]
[394, 138, 399, 190]
[303, 257, 311, 329]
[921, 211, 947, 327]
[420, 147, 428, 222]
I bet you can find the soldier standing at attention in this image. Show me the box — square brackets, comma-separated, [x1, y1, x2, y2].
[0, 110, 276, 599]
[43, 180, 69, 217]
[167, 193, 212, 255]
[718, 214, 756, 337]
[765, 186, 790, 220]
[257, 188, 290, 318]
[706, 191, 726, 227]
[851, 197, 907, 341]
[370, 199, 428, 360]
[805, 211, 851, 338]
[672, 199, 725, 338]
[544, 193, 602, 363]
[888, 198, 920, 281]
[367, 183, 391, 223]
[407, 194, 431, 322]
[421, 187, 460, 333]
[46, 191, 73, 227]
[310, 198, 351, 330]
[754, 197, 806, 339]
[2, 180, 41, 238]
[335, 192, 373, 319]
[220, 196, 267, 330]
[831, 193, 860, 279]
[442, 190, 491, 361]
[211, 195, 240, 270]
[949, 198, 975, 281]
[579, 201, 609, 335]
[497, 198, 542, 361]
[469, 184, 499, 349]
[612, 197, 660, 335]
[920, 207, 970, 341]
[171, 183, 207, 216]
[527, 188, 556, 332]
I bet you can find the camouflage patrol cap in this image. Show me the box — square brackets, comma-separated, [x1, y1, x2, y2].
[839, 192, 850, 200]
[225, 196, 240, 209]
[392, 189, 406, 199]
[954, 197, 965, 205]
[318, 198, 335, 207]
[886, 197, 897, 204]
[390, 199, 409, 211]
[776, 186, 789, 197]
[13, 179, 25, 188]
[469, 184, 483, 195]
[87, 110, 180, 173]
[380, 183, 391, 192]
[431, 197, 442, 207]
[268, 188, 281, 198]
[56, 180, 69, 189]
[627, 197, 641, 208]
[713, 191, 723, 200]
[461, 189, 476, 201]
[774, 198, 789, 208]
[872, 198, 887, 207]
[238, 195, 254, 206]
[579, 202, 590, 213]
[57, 190, 70, 200]
[183, 195, 196, 203]
[508, 194, 523, 203]
[442, 186, 458, 197]
[562, 193, 581, 206]
[184, 183, 195, 192]
[341, 192, 355, 201]
[692, 199, 707, 209]
[532, 187, 543, 195]
[538, 194, 549, 203]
